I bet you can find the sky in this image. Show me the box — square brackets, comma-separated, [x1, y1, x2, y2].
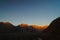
[0, 0, 60, 26]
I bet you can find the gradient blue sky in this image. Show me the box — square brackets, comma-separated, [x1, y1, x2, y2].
[0, 0, 60, 25]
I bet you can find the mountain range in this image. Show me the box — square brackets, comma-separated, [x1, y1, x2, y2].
[0, 17, 60, 40]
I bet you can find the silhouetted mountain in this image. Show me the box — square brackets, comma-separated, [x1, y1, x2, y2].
[16, 24, 36, 32]
[17, 24, 29, 32]
[42, 17, 60, 40]
[0, 22, 16, 33]
[0, 22, 47, 33]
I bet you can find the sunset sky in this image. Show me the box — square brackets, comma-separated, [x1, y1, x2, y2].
[0, 0, 60, 26]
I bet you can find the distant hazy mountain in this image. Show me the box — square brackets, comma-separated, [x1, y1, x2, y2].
[0, 22, 48, 33]
[16, 24, 39, 32]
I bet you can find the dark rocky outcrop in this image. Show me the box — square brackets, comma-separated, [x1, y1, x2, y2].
[42, 17, 60, 40]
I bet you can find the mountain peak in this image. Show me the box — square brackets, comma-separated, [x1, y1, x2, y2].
[0, 22, 14, 27]
[17, 23, 29, 28]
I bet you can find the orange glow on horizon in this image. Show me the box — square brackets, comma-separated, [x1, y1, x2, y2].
[19, 24, 29, 28]
[17, 23, 48, 30]
[0, 22, 48, 30]
[31, 25, 48, 30]
[41, 25, 48, 30]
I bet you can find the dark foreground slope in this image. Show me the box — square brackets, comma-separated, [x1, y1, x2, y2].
[42, 17, 60, 40]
